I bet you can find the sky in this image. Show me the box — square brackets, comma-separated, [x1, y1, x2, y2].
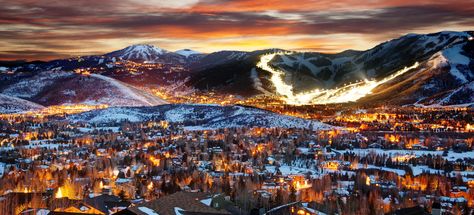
[0, 0, 473, 61]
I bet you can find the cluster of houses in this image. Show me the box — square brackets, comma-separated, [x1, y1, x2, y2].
[0, 108, 473, 214]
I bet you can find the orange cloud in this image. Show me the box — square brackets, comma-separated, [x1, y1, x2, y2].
[0, 0, 473, 60]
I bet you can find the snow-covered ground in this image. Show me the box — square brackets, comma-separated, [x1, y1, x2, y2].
[77, 126, 120, 133]
[265, 165, 319, 177]
[0, 94, 45, 113]
[431, 43, 472, 84]
[88, 74, 167, 106]
[0, 162, 5, 177]
[2, 71, 73, 99]
[138, 206, 160, 215]
[362, 164, 406, 176]
[337, 148, 474, 162]
[69, 104, 333, 130]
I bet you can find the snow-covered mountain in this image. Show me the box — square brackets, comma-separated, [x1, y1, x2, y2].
[104, 45, 204, 64]
[105, 44, 168, 62]
[69, 104, 332, 130]
[263, 31, 471, 90]
[187, 31, 474, 106]
[1, 71, 167, 107]
[356, 32, 474, 106]
[0, 94, 44, 113]
[1, 31, 473, 107]
[175, 49, 201, 58]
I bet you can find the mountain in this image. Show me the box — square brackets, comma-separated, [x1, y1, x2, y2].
[105, 44, 167, 62]
[0, 31, 473, 107]
[175, 49, 201, 58]
[0, 93, 44, 113]
[68, 104, 332, 130]
[187, 31, 474, 106]
[358, 32, 474, 106]
[187, 49, 282, 96]
[104, 44, 205, 64]
[1, 71, 167, 107]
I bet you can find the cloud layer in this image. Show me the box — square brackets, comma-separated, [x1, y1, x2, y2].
[0, 0, 473, 60]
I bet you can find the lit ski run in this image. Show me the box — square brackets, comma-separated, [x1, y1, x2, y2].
[257, 52, 420, 105]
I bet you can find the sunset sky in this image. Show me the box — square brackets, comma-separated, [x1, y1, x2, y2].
[1, 0, 473, 61]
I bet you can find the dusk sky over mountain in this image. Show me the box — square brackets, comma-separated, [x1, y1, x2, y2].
[1, 0, 474, 60]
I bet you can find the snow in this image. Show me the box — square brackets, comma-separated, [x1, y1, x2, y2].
[70, 104, 332, 130]
[2, 69, 166, 108]
[24, 140, 65, 150]
[106, 44, 166, 61]
[36, 209, 50, 215]
[266, 202, 299, 213]
[226, 52, 247, 60]
[435, 82, 473, 105]
[439, 196, 466, 203]
[411, 165, 474, 181]
[250, 68, 271, 94]
[0, 162, 5, 177]
[175, 49, 201, 57]
[200, 198, 212, 206]
[174, 207, 184, 215]
[411, 165, 443, 176]
[62, 89, 76, 96]
[115, 178, 132, 183]
[164, 106, 194, 122]
[78, 126, 120, 133]
[138, 206, 160, 215]
[304, 206, 326, 215]
[337, 148, 474, 162]
[359, 164, 406, 176]
[430, 44, 472, 84]
[265, 165, 320, 178]
[89, 74, 167, 106]
[2, 71, 73, 98]
[0, 94, 45, 113]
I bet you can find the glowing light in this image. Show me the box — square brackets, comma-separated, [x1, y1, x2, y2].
[385, 134, 400, 143]
[257, 53, 420, 105]
[55, 187, 63, 198]
[147, 182, 153, 190]
[366, 176, 371, 186]
[392, 155, 415, 162]
[467, 124, 474, 131]
[149, 156, 161, 166]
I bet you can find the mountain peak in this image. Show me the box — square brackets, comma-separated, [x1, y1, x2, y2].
[175, 49, 201, 57]
[105, 44, 168, 62]
[125, 44, 163, 52]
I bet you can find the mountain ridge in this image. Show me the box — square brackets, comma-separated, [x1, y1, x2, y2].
[0, 30, 473, 108]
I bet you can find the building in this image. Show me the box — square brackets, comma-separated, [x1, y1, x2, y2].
[116, 191, 231, 215]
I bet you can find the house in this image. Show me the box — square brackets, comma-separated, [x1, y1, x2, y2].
[265, 202, 326, 215]
[115, 191, 231, 215]
[48, 202, 105, 215]
[84, 194, 130, 215]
